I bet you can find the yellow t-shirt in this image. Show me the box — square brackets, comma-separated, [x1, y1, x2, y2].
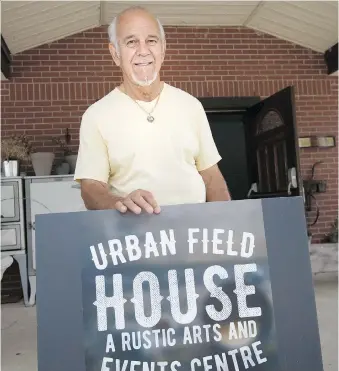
[74, 83, 222, 206]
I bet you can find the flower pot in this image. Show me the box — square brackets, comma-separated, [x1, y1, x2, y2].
[2, 160, 19, 177]
[65, 154, 77, 174]
[31, 152, 55, 176]
[56, 162, 70, 175]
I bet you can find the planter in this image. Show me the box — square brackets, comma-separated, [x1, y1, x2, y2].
[65, 154, 77, 174]
[308, 233, 312, 247]
[56, 162, 70, 175]
[31, 152, 55, 176]
[2, 160, 19, 177]
[309, 243, 338, 276]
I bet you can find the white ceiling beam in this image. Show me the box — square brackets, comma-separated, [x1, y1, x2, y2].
[243, 1, 264, 26]
[100, 1, 105, 25]
[1, 1, 337, 54]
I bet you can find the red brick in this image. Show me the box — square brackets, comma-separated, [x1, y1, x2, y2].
[1, 25, 337, 242]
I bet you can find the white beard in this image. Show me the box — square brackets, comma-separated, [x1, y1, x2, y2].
[132, 71, 158, 87]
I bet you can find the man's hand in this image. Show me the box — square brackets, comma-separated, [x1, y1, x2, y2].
[80, 180, 160, 214]
[115, 189, 161, 215]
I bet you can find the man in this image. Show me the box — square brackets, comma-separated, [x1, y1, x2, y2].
[74, 6, 231, 215]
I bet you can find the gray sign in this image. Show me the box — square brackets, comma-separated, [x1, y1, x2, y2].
[35, 197, 323, 371]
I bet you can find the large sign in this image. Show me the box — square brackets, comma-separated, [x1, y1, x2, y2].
[35, 197, 324, 371]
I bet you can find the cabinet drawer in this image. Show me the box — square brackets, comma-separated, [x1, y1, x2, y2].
[1, 181, 20, 222]
[1, 224, 22, 251]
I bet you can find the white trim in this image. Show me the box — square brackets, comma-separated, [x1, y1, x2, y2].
[1, 71, 9, 81]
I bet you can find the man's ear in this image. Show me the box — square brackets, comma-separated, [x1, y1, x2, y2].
[109, 43, 120, 67]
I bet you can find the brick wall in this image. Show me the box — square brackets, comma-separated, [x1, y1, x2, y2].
[1, 26, 338, 247]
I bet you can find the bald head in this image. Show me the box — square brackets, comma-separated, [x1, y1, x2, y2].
[108, 6, 165, 53]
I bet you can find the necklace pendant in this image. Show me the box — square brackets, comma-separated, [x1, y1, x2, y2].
[147, 115, 155, 123]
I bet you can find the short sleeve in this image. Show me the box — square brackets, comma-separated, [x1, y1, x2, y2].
[194, 101, 222, 171]
[74, 108, 110, 183]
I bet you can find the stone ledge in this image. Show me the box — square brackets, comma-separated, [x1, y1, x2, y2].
[310, 243, 338, 276]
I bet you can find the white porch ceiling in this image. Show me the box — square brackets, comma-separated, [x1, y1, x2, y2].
[1, 0, 338, 55]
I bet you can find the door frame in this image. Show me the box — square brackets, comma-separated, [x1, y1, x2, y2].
[198, 96, 262, 200]
[198, 96, 261, 113]
[198, 93, 303, 200]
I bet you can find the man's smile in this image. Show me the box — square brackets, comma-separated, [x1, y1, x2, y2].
[134, 62, 153, 66]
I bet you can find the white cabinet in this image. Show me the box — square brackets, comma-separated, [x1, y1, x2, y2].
[1, 177, 25, 251]
[1, 224, 21, 250]
[1, 175, 87, 307]
[24, 175, 87, 306]
[1, 181, 20, 222]
[1, 177, 29, 306]
[25, 175, 86, 273]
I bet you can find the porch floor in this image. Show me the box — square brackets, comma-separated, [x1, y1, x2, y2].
[1, 276, 338, 371]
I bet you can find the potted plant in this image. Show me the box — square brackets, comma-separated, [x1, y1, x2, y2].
[323, 218, 338, 243]
[1, 134, 32, 177]
[53, 138, 71, 175]
[307, 229, 313, 246]
[53, 128, 77, 174]
[30, 143, 55, 176]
